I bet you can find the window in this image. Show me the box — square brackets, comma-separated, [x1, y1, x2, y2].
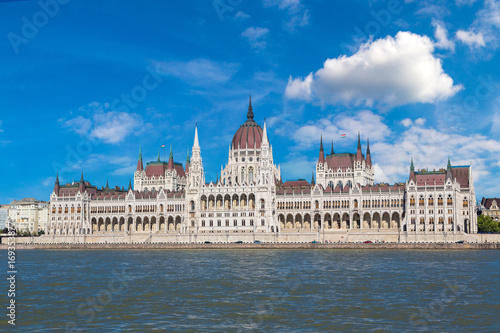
[210, 220, 213, 227]
[250, 220, 254, 226]
[233, 220, 237, 227]
[217, 220, 221, 227]
[226, 220, 229, 226]
[261, 219, 265, 226]
[249, 167, 254, 184]
[202, 220, 206, 227]
[260, 199, 265, 209]
[242, 220, 246, 227]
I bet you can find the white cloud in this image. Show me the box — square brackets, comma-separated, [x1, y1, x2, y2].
[432, 21, 455, 51]
[401, 118, 413, 127]
[0, 120, 4, 133]
[280, 156, 316, 180]
[456, 29, 486, 48]
[415, 118, 426, 126]
[284, 73, 312, 100]
[241, 27, 270, 48]
[285, 32, 463, 108]
[263, 0, 309, 30]
[156, 58, 238, 85]
[234, 11, 250, 20]
[456, 0, 479, 6]
[292, 110, 391, 149]
[63, 103, 144, 144]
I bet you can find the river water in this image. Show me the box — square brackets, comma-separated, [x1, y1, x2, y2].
[1, 249, 499, 332]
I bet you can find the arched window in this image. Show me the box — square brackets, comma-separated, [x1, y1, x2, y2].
[209, 220, 213, 227]
[260, 199, 265, 209]
[202, 220, 206, 227]
[354, 199, 358, 209]
[447, 195, 453, 206]
[463, 197, 468, 208]
[190, 201, 195, 211]
[428, 195, 434, 206]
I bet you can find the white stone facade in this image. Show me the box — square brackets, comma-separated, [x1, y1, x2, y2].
[46, 100, 478, 240]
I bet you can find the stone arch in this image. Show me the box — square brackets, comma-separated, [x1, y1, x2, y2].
[304, 213, 311, 229]
[391, 212, 400, 229]
[200, 195, 207, 210]
[151, 216, 157, 232]
[333, 213, 341, 229]
[168, 216, 175, 231]
[324, 213, 332, 229]
[232, 194, 239, 209]
[240, 194, 247, 209]
[224, 194, 231, 210]
[105, 217, 111, 232]
[382, 212, 390, 229]
[92, 218, 97, 232]
[363, 212, 371, 229]
[112, 217, 118, 231]
[342, 213, 350, 229]
[159, 216, 165, 231]
[313, 213, 321, 229]
[249, 193, 255, 209]
[353, 213, 360, 229]
[119, 217, 125, 231]
[127, 217, 133, 231]
[373, 212, 381, 229]
[175, 216, 182, 231]
[216, 194, 223, 210]
[278, 213, 285, 230]
[143, 216, 149, 231]
[208, 195, 215, 210]
[286, 213, 294, 229]
[294, 213, 302, 229]
[136, 217, 142, 232]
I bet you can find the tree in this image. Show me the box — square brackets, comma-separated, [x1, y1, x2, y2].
[38, 230, 45, 236]
[478, 215, 500, 233]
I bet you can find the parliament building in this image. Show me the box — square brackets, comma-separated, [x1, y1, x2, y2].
[46, 97, 478, 242]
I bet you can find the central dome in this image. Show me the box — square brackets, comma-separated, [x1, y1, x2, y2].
[231, 96, 263, 149]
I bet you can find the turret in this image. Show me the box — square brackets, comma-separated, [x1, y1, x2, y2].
[331, 140, 334, 155]
[311, 171, 315, 186]
[79, 172, 85, 193]
[136, 146, 143, 172]
[446, 156, 453, 182]
[366, 139, 372, 167]
[185, 149, 190, 173]
[167, 144, 174, 170]
[409, 157, 416, 182]
[247, 94, 254, 121]
[356, 132, 363, 163]
[128, 179, 132, 191]
[318, 135, 325, 163]
[54, 173, 60, 195]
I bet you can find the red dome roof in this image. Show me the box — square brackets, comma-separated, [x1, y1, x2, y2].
[231, 96, 263, 149]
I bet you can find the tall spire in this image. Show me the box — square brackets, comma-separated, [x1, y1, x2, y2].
[168, 143, 174, 169]
[447, 156, 452, 170]
[185, 149, 190, 173]
[356, 131, 363, 162]
[446, 156, 453, 182]
[80, 171, 84, 184]
[54, 173, 60, 195]
[157, 148, 161, 162]
[193, 124, 200, 148]
[79, 171, 85, 193]
[331, 140, 334, 155]
[106, 179, 109, 189]
[262, 120, 269, 147]
[366, 139, 372, 167]
[311, 171, 315, 186]
[128, 179, 132, 191]
[136, 146, 143, 172]
[247, 94, 254, 121]
[318, 135, 325, 163]
[409, 156, 416, 182]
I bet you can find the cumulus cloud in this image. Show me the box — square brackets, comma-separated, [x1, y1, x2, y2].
[432, 21, 455, 51]
[285, 32, 462, 108]
[456, 29, 486, 48]
[241, 27, 270, 48]
[156, 58, 238, 86]
[291, 110, 391, 149]
[456, 0, 479, 6]
[63, 102, 144, 144]
[401, 118, 413, 127]
[284, 73, 313, 101]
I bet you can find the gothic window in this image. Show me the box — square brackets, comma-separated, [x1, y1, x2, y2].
[242, 220, 246, 227]
[428, 195, 434, 206]
[260, 199, 265, 209]
[261, 219, 265, 226]
[447, 195, 453, 206]
[210, 220, 213, 227]
[249, 167, 254, 184]
[202, 220, 205, 227]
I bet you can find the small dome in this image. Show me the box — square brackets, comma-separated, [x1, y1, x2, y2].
[231, 96, 263, 149]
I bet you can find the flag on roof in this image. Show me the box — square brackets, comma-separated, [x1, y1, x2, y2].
[341, 134, 346, 138]
[160, 144, 165, 148]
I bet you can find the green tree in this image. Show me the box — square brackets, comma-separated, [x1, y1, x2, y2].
[478, 215, 500, 233]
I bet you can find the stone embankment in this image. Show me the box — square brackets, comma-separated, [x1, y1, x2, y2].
[2, 242, 499, 250]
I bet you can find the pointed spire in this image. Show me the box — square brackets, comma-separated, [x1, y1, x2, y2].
[311, 171, 315, 186]
[193, 124, 200, 148]
[409, 156, 416, 182]
[262, 120, 269, 146]
[446, 156, 453, 182]
[54, 172, 60, 195]
[106, 179, 109, 189]
[80, 172, 84, 184]
[186, 149, 190, 163]
[447, 156, 452, 170]
[79, 171, 85, 193]
[247, 94, 254, 121]
[318, 135, 325, 163]
[168, 143, 174, 170]
[136, 146, 143, 172]
[331, 140, 334, 155]
[356, 132, 363, 162]
[157, 148, 161, 162]
[366, 139, 372, 167]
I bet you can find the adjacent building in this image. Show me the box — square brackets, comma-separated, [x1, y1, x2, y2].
[46, 97, 478, 240]
[480, 198, 500, 221]
[0, 205, 9, 231]
[8, 198, 49, 233]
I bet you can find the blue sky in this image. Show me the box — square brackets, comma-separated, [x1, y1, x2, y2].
[0, 0, 499, 204]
